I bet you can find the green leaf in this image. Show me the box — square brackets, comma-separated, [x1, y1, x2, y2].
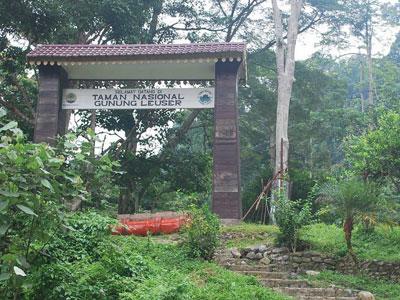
[35, 157, 44, 168]
[16, 256, 30, 268]
[16, 205, 37, 217]
[0, 121, 18, 132]
[0, 224, 10, 236]
[0, 200, 8, 211]
[0, 107, 6, 118]
[0, 190, 20, 197]
[41, 179, 54, 192]
[40, 168, 50, 175]
[64, 141, 76, 148]
[62, 224, 77, 232]
[0, 272, 11, 281]
[13, 266, 26, 277]
[48, 157, 64, 165]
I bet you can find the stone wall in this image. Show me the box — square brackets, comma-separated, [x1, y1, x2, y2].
[236, 245, 400, 282]
[337, 256, 400, 282]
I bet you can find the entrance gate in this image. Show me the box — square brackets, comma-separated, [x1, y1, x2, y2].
[27, 42, 247, 221]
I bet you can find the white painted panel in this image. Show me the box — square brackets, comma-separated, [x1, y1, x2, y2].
[62, 88, 215, 110]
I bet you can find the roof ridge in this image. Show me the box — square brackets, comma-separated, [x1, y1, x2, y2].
[33, 42, 246, 47]
[27, 42, 247, 60]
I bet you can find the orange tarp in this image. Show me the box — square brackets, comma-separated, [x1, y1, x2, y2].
[112, 212, 188, 236]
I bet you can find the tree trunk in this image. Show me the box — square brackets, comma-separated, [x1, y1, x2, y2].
[90, 109, 96, 155]
[367, 35, 373, 107]
[360, 60, 365, 113]
[118, 179, 135, 214]
[270, 0, 303, 224]
[366, 12, 373, 107]
[343, 216, 357, 263]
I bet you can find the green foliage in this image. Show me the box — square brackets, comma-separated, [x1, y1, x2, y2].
[317, 177, 388, 255]
[304, 270, 400, 300]
[58, 130, 121, 208]
[318, 178, 383, 222]
[21, 212, 289, 300]
[26, 211, 142, 299]
[43, 211, 116, 263]
[155, 191, 209, 212]
[221, 223, 279, 235]
[300, 223, 348, 257]
[345, 111, 400, 192]
[275, 194, 313, 252]
[0, 116, 86, 298]
[182, 206, 220, 261]
[221, 223, 279, 248]
[0, 45, 37, 138]
[301, 223, 400, 261]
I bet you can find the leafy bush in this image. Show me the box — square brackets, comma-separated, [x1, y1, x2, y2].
[318, 178, 388, 258]
[27, 212, 146, 299]
[275, 194, 313, 252]
[27, 227, 289, 300]
[182, 205, 220, 260]
[345, 111, 400, 192]
[0, 114, 87, 298]
[43, 211, 116, 263]
[58, 130, 121, 209]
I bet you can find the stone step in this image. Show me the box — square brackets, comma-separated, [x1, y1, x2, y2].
[274, 287, 354, 298]
[261, 278, 310, 288]
[237, 270, 289, 279]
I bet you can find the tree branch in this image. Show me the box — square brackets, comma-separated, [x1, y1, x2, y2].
[0, 96, 35, 125]
[161, 109, 202, 154]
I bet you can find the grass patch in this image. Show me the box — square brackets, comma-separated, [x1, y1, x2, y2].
[221, 223, 279, 235]
[225, 236, 273, 248]
[106, 236, 291, 300]
[300, 223, 400, 261]
[222, 223, 279, 248]
[25, 232, 290, 299]
[303, 270, 400, 300]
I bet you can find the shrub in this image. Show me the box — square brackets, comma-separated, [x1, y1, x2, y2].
[318, 178, 385, 259]
[44, 211, 116, 263]
[275, 194, 312, 252]
[344, 111, 400, 192]
[182, 205, 220, 260]
[0, 114, 87, 298]
[58, 130, 121, 209]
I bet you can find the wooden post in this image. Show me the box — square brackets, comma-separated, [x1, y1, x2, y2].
[34, 65, 68, 144]
[212, 60, 242, 220]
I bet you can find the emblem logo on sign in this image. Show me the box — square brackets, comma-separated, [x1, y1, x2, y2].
[198, 90, 212, 105]
[65, 92, 77, 103]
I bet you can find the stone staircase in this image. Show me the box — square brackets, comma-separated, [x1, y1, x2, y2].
[216, 251, 359, 300]
[223, 264, 358, 299]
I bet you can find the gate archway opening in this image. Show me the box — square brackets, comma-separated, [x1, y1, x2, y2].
[27, 42, 247, 221]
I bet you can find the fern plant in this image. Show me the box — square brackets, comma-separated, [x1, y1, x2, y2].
[318, 178, 382, 260]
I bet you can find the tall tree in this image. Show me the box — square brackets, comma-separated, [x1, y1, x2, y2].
[270, 0, 303, 223]
[320, 0, 392, 109]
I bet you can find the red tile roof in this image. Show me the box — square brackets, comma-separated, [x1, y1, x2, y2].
[27, 42, 246, 61]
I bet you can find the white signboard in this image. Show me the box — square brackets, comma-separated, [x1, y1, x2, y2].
[62, 88, 214, 110]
